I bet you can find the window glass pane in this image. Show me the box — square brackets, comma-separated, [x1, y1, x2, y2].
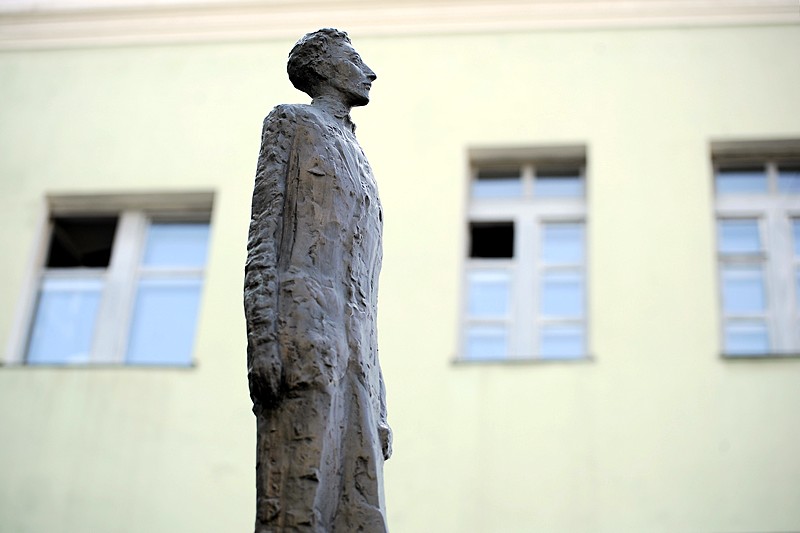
[721, 265, 766, 314]
[534, 171, 584, 198]
[724, 321, 769, 355]
[539, 324, 584, 359]
[126, 278, 203, 365]
[472, 169, 523, 198]
[26, 278, 102, 364]
[542, 223, 584, 264]
[715, 168, 767, 194]
[777, 166, 800, 193]
[465, 325, 508, 360]
[540, 271, 584, 317]
[796, 268, 800, 309]
[467, 270, 510, 317]
[718, 219, 761, 254]
[794, 219, 800, 258]
[142, 222, 210, 268]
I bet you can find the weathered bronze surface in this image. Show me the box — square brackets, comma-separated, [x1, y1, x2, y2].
[244, 28, 391, 532]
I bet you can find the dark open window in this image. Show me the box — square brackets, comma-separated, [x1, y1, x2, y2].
[46, 217, 118, 268]
[469, 222, 514, 259]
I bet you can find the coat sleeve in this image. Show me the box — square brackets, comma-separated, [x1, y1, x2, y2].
[244, 104, 298, 406]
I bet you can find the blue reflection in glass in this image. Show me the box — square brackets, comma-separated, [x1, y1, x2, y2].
[126, 278, 202, 365]
[466, 326, 507, 359]
[542, 223, 584, 264]
[472, 169, 522, 198]
[715, 168, 767, 194]
[721, 266, 765, 313]
[778, 166, 800, 193]
[796, 268, 800, 310]
[26, 278, 102, 364]
[142, 223, 210, 268]
[539, 325, 584, 359]
[794, 220, 800, 257]
[540, 272, 584, 317]
[535, 173, 584, 197]
[468, 271, 510, 317]
[724, 322, 769, 355]
[718, 219, 761, 254]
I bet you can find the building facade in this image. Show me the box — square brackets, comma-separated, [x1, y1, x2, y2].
[1, 1, 799, 531]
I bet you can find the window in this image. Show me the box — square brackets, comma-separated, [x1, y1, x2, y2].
[461, 147, 588, 361]
[713, 146, 800, 356]
[10, 193, 213, 366]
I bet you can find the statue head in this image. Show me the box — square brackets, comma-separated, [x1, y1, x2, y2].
[287, 28, 377, 107]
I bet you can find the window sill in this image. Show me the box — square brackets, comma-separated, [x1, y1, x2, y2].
[0, 361, 197, 370]
[452, 355, 594, 365]
[721, 352, 800, 360]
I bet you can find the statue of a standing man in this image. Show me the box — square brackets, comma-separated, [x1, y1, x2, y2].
[244, 28, 391, 532]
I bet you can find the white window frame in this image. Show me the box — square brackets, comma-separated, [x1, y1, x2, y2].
[460, 149, 588, 361]
[714, 156, 800, 356]
[5, 192, 214, 365]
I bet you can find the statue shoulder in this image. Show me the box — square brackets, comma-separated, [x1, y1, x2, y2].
[258, 104, 330, 159]
[265, 103, 335, 132]
[263, 103, 321, 127]
[259, 104, 314, 150]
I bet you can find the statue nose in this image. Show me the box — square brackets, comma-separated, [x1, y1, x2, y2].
[365, 66, 377, 81]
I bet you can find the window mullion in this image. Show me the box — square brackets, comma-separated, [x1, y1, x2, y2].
[522, 164, 534, 198]
[767, 161, 778, 194]
[516, 213, 537, 358]
[91, 211, 147, 363]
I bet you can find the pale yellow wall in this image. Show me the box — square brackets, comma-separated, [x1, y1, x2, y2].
[1, 23, 799, 533]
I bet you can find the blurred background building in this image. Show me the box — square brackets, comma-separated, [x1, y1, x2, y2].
[1, 1, 799, 531]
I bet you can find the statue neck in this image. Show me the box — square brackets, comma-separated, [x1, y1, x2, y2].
[312, 95, 357, 133]
[312, 95, 352, 120]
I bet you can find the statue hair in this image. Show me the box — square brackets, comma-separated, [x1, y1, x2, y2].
[287, 28, 352, 98]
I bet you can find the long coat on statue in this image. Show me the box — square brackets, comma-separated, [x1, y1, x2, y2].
[244, 103, 390, 532]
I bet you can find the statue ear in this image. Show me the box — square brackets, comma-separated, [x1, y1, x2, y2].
[304, 61, 334, 98]
[311, 58, 333, 84]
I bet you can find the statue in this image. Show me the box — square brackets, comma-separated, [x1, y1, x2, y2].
[244, 28, 391, 532]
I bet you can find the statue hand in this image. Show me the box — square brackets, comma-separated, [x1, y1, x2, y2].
[248, 357, 282, 406]
[378, 422, 392, 460]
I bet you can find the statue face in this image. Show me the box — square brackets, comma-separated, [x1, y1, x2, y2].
[320, 41, 377, 107]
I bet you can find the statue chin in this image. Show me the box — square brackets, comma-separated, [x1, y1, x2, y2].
[347, 93, 370, 108]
